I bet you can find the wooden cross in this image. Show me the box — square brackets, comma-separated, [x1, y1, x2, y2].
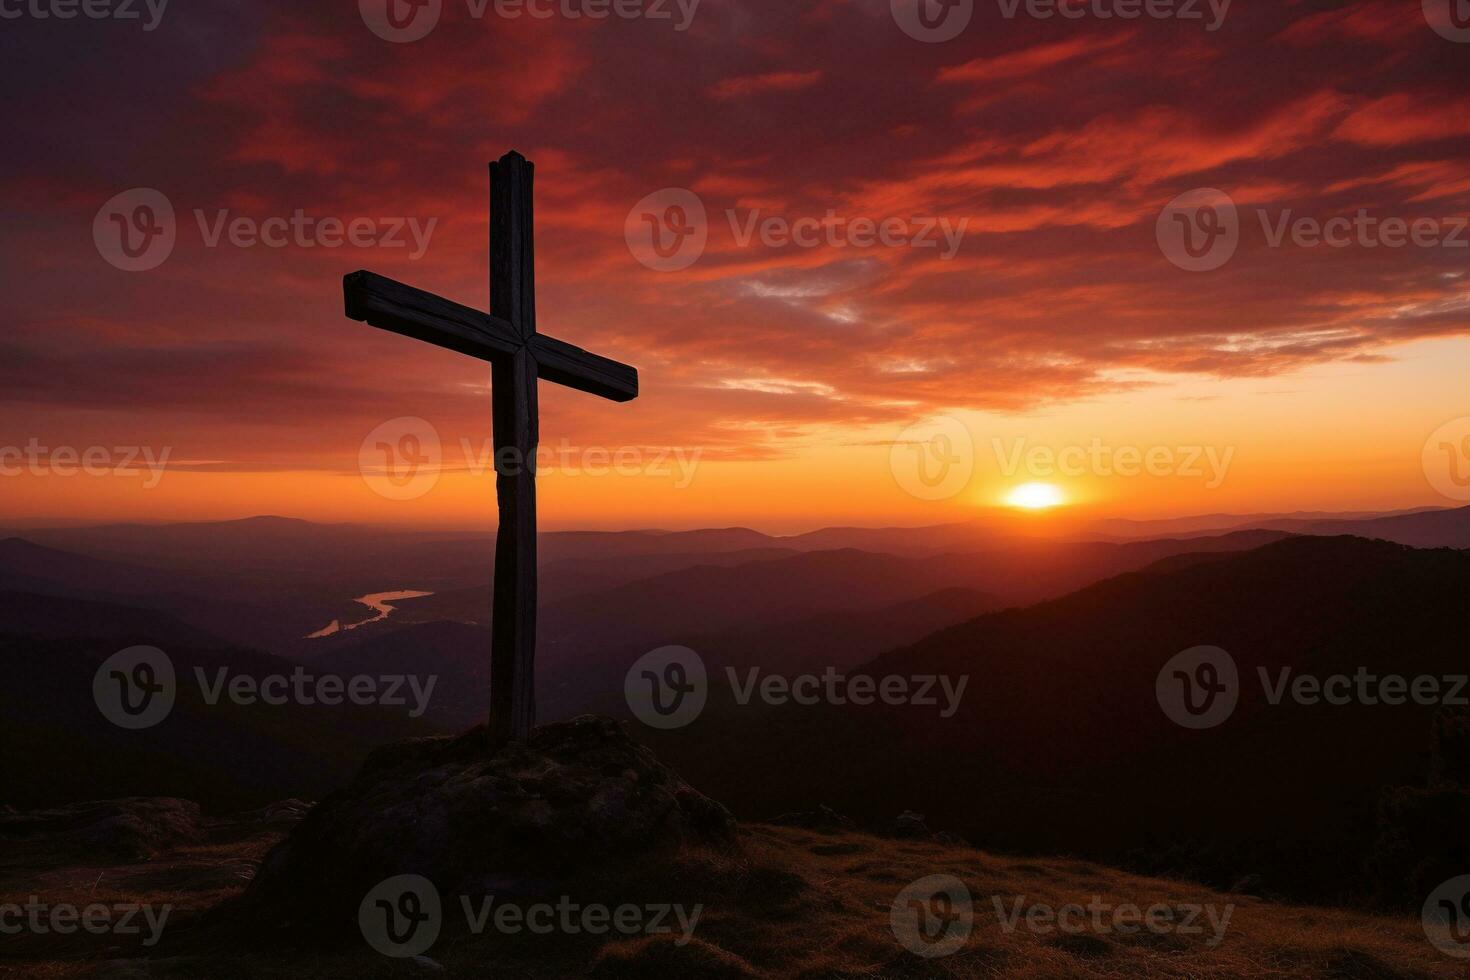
[341, 150, 638, 749]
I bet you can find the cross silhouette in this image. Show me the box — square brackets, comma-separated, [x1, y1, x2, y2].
[342, 150, 638, 749]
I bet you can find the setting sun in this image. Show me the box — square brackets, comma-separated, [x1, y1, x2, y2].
[1006, 482, 1066, 510]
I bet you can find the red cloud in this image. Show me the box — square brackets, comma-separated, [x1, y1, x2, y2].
[708, 70, 825, 99]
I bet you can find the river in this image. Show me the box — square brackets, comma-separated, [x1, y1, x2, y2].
[305, 590, 434, 638]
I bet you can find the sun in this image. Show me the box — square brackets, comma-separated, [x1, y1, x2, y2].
[1005, 482, 1066, 510]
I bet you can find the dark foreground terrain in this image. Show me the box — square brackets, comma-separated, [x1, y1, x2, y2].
[0, 797, 1458, 979]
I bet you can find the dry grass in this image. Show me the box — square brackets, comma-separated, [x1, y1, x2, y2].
[0, 823, 1461, 979]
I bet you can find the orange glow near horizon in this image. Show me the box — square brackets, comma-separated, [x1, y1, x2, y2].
[1006, 483, 1067, 511]
[2, 327, 1466, 536]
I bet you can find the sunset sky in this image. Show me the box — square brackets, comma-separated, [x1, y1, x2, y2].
[3, 0, 1468, 532]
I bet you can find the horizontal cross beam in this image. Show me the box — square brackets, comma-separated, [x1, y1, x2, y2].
[343, 270, 638, 402]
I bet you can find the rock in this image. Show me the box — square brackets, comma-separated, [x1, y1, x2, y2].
[238, 799, 312, 827]
[0, 798, 201, 861]
[238, 716, 735, 933]
[1229, 874, 1265, 896]
[890, 810, 932, 839]
[769, 804, 855, 832]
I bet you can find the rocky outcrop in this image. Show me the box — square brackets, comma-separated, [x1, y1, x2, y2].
[238, 716, 735, 932]
[0, 798, 201, 861]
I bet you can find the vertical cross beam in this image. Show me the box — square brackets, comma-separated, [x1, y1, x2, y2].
[488, 152, 539, 748]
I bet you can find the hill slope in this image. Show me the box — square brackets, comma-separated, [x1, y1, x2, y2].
[644, 536, 1470, 903]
